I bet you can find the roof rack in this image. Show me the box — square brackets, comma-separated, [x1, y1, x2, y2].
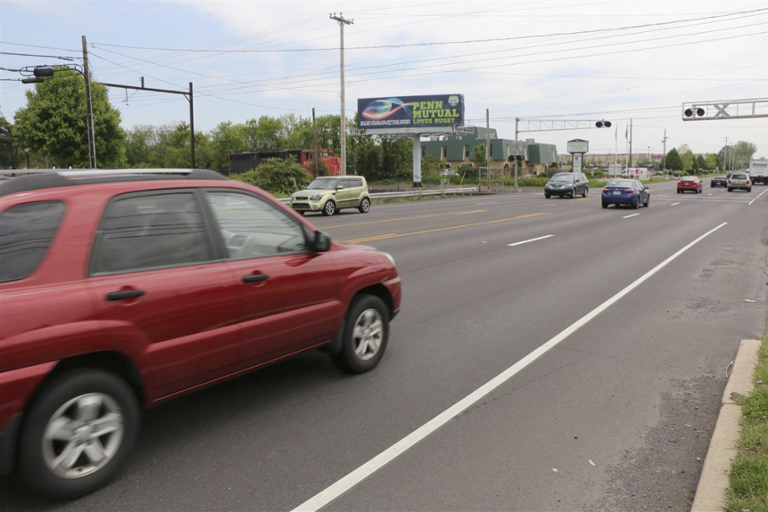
[0, 169, 228, 197]
[0, 169, 196, 177]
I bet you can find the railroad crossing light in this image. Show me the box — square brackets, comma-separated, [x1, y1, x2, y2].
[33, 66, 55, 78]
[696, 108, 705, 117]
[515, 155, 524, 161]
[684, 108, 706, 118]
[595, 120, 612, 128]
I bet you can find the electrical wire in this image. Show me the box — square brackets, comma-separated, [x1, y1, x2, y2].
[0, 51, 76, 61]
[0, 41, 79, 53]
[90, 7, 768, 53]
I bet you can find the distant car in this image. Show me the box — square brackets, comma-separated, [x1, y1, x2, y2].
[290, 176, 371, 216]
[727, 173, 752, 192]
[601, 179, 650, 209]
[710, 176, 727, 188]
[677, 176, 702, 194]
[544, 172, 589, 198]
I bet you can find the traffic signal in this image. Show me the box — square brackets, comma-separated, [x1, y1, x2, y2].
[684, 108, 706, 118]
[595, 120, 612, 128]
[33, 66, 55, 78]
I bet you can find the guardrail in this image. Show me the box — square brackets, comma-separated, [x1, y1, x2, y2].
[278, 187, 477, 205]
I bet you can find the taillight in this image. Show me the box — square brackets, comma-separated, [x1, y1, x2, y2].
[624, 188, 635, 194]
[747, 181, 751, 185]
[602, 188, 609, 193]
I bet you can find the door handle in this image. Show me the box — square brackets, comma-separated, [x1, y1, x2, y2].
[107, 290, 145, 301]
[243, 274, 269, 283]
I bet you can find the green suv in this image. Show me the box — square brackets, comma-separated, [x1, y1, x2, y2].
[290, 176, 372, 216]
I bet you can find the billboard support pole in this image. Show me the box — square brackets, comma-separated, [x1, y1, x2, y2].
[412, 134, 422, 188]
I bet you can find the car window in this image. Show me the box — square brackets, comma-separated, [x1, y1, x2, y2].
[206, 191, 307, 260]
[733, 174, 747, 179]
[349, 178, 363, 188]
[0, 201, 65, 283]
[308, 178, 339, 190]
[91, 192, 212, 275]
[339, 179, 350, 188]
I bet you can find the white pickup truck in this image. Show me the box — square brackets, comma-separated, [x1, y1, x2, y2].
[749, 158, 768, 185]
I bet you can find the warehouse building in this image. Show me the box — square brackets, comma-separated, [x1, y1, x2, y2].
[420, 127, 558, 175]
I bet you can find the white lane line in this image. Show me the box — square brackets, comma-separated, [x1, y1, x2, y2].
[622, 213, 641, 218]
[474, 202, 498, 205]
[749, 188, 768, 206]
[507, 234, 554, 247]
[291, 222, 729, 512]
[671, 202, 680, 206]
[707, 193, 713, 196]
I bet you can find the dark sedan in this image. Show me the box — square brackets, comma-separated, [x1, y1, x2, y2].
[602, 179, 650, 209]
[710, 176, 727, 188]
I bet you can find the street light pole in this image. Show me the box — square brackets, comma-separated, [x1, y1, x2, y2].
[81, 35, 97, 169]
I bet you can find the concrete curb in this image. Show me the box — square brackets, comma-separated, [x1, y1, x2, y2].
[691, 339, 761, 512]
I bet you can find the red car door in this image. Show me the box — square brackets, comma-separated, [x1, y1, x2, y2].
[202, 189, 340, 368]
[86, 190, 241, 401]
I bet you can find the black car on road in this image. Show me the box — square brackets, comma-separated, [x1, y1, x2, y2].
[711, 176, 727, 188]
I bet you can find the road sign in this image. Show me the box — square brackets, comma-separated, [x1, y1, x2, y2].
[567, 139, 589, 154]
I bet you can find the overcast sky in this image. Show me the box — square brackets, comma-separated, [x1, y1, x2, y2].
[2, 0, 767, 158]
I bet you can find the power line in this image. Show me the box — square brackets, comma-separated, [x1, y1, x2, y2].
[0, 51, 77, 61]
[90, 7, 768, 53]
[0, 41, 80, 53]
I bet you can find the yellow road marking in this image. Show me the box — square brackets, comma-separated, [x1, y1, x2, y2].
[322, 209, 488, 229]
[345, 212, 551, 244]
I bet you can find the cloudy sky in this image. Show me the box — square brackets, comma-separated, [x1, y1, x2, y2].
[2, 0, 767, 158]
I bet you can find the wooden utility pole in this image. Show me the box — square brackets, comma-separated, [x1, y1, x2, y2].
[189, 82, 195, 168]
[82, 35, 97, 169]
[312, 107, 320, 177]
[330, 13, 353, 176]
[662, 129, 668, 172]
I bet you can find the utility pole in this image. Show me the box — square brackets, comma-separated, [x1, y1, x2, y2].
[514, 117, 520, 190]
[312, 107, 320, 177]
[662, 129, 668, 173]
[628, 118, 633, 167]
[724, 137, 728, 172]
[81, 36, 97, 169]
[485, 108, 490, 190]
[330, 13, 353, 176]
[189, 82, 195, 168]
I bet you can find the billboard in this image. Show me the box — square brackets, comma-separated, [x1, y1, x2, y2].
[567, 139, 589, 154]
[357, 94, 463, 130]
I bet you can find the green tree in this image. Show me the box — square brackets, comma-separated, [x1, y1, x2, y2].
[125, 125, 155, 168]
[473, 144, 487, 168]
[665, 148, 683, 171]
[242, 116, 284, 150]
[13, 70, 125, 168]
[0, 117, 22, 169]
[380, 136, 411, 181]
[210, 121, 247, 171]
[421, 153, 440, 177]
[682, 150, 695, 172]
[348, 135, 380, 179]
[228, 157, 311, 196]
[696, 154, 707, 172]
[705, 153, 719, 171]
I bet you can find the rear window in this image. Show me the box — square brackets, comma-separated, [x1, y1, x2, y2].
[349, 178, 363, 188]
[91, 192, 212, 275]
[733, 174, 747, 179]
[0, 201, 66, 283]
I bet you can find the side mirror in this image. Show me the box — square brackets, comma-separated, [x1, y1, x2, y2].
[336, 185, 344, 190]
[312, 231, 331, 253]
[644, 186, 650, 190]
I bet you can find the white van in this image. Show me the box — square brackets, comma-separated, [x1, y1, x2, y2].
[621, 167, 650, 179]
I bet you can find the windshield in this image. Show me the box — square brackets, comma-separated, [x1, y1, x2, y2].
[550, 174, 575, 182]
[307, 178, 339, 190]
[607, 180, 635, 188]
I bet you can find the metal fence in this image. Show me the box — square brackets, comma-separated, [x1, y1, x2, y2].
[278, 187, 477, 205]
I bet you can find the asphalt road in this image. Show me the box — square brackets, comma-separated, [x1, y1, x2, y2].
[2, 181, 767, 511]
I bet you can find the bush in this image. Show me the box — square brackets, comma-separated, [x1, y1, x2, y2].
[592, 171, 604, 178]
[229, 157, 312, 196]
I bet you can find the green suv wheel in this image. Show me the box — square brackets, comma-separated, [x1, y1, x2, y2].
[323, 200, 336, 216]
[359, 198, 371, 214]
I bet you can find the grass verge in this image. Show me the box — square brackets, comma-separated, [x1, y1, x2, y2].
[727, 336, 768, 512]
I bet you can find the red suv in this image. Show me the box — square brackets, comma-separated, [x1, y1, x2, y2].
[0, 170, 401, 499]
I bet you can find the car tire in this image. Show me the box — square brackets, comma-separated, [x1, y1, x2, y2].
[748, 188, 752, 193]
[331, 294, 389, 374]
[322, 200, 336, 216]
[19, 369, 140, 500]
[644, 198, 650, 207]
[602, 202, 608, 209]
[582, 187, 588, 198]
[545, 194, 550, 199]
[728, 188, 732, 192]
[677, 190, 681, 194]
[632, 198, 639, 209]
[358, 197, 371, 214]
